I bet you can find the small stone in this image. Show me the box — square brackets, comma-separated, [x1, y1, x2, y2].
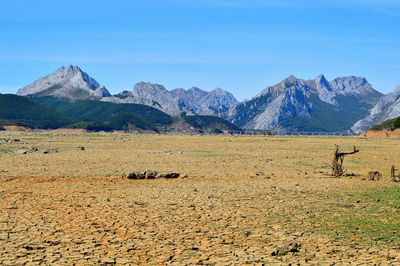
[362, 171, 382, 181]
[16, 149, 28, 154]
[271, 242, 301, 256]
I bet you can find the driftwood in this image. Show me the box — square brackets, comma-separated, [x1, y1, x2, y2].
[391, 165, 400, 182]
[330, 145, 359, 177]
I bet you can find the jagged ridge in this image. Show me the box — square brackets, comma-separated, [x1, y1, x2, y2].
[229, 75, 382, 132]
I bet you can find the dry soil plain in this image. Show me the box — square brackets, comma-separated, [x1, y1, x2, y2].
[0, 132, 400, 265]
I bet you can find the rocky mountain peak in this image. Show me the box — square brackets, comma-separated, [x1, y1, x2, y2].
[314, 74, 328, 86]
[16, 65, 110, 100]
[329, 76, 369, 94]
[133, 82, 169, 95]
[314, 74, 337, 106]
[281, 75, 298, 87]
[188, 87, 203, 92]
[210, 87, 227, 95]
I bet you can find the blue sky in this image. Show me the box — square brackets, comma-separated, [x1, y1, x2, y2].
[0, 0, 399, 100]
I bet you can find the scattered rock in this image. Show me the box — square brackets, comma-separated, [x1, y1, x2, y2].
[15, 146, 59, 155]
[148, 150, 183, 155]
[362, 171, 382, 181]
[16, 149, 29, 155]
[146, 171, 158, 179]
[29, 146, 38, 152]
[41, 148, 58, 154]
[123, 171, 180, 180]
[271, 242, 301, 256]
[0, 138, 21, 144]
[158, 172, 180, 179]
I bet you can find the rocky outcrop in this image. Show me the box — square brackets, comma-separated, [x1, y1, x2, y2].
[17, 65, 111, 101]
[352, 86, 400, 133]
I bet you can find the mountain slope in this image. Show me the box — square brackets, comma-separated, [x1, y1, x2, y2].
[183, 115, 241, 132]
[351, 86, 400, 133]
[17, 65, 111, 101]
[229, 75, 382, 132]
[171, 87, 239, 115]
[102, 83, 238, 116]
[368, 116, 400, 131]
[54, 100, 173, 126]
[170, 115, 242, 133]
[0, 94, 70, 129]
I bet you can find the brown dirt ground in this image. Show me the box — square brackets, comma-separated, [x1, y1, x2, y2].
[0, 132, 400, 264]
[364, 129, 400, 137]
[45, 128, 89, 134]
[3, 126, 32, 132]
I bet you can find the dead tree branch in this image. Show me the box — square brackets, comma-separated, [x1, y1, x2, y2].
[331, 145, 359, 177]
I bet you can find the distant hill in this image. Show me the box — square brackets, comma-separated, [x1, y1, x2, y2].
[369, 116, 400, 131]
[170, 115, 242, 133]
[0, 94, 71, 129]
[54, 100, 173, 126]
[27, 96, 164, 132]
[183, 115, 241, 131]
[29, 95, 71, 110]
[67, 113, 158, 132]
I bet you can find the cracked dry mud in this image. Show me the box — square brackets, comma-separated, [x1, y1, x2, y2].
[0, 133, 400, 264]
[1, 177, 399, 264]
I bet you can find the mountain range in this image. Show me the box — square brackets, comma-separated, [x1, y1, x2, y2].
[102, 82, 239, 116]
[15, 65, 400, 132]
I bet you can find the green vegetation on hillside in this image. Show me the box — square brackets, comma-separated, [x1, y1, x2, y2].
[183, 115, 241, 132]
[369, 117, 400, 131]
[29, 96, 169, 132]
[105, 113, 158, 132]
[0, 94, 71, 129]
[30, 95, 71, 110]
[280, 94, 374, 132]
[13, 96, 238, 133]
[55, 100, 173, 126]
